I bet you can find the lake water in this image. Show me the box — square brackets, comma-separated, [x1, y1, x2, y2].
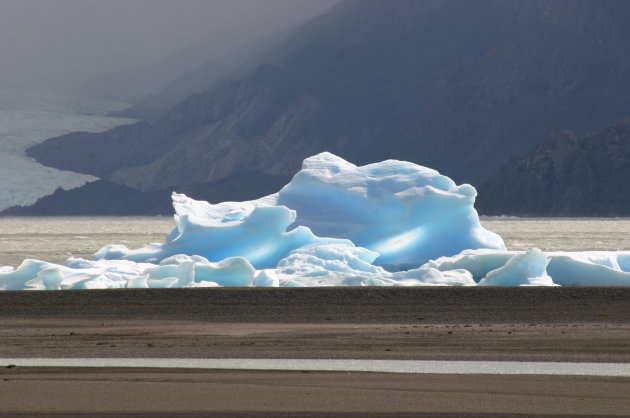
[1, 217, 630, 268]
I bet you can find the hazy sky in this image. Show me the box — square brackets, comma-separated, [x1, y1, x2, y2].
[0, 0, 338, 93]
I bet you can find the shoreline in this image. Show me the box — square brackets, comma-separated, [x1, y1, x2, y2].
[2, 287, 630, 416]
[2, 286, 630, 363]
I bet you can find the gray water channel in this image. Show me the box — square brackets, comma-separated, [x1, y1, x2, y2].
[3, 358, 630, 377]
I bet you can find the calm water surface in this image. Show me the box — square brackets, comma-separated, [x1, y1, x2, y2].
[482, 218, 630, 253]
[0, 217, 174, 267]
[1, 217, 630, 267]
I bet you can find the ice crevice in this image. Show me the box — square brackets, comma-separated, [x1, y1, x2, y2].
[2, 152, 629, 289]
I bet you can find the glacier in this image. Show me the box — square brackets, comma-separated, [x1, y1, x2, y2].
[0, 90, 136, 211]
[1, 152, 629, 289]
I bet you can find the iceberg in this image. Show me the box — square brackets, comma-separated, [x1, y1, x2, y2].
[1, 152, 629, 289]
[95, 152, 505, 270]
[276, 153, 505, 268]
[95, 195, 348, 269]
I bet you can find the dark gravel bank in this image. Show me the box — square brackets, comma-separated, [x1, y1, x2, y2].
[1, 287, 629, 323]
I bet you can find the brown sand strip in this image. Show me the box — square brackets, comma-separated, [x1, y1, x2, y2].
[1, 368, 629, 417]
[2, 318, 630, 362]
[1, 287, 630, 362]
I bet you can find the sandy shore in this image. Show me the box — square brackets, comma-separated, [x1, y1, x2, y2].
[2, 369, 630, 417]
[1, 287, 630, 416]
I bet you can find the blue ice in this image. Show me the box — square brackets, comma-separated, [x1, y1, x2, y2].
[1, 152, 628, 289]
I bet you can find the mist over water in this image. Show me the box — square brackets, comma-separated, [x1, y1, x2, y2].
[0, 0, 338, 94]
[1, 217, 629, 268]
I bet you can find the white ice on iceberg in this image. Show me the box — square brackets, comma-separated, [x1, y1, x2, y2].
[1, 152, 629, 289]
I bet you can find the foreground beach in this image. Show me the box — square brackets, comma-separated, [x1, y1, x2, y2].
[1, 287, 630, 416]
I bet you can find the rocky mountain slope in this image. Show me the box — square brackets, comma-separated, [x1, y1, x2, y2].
[28, 0, 630, 192]
[477, 117, 630, 216]
[109, 25, 308, 122]
[72, 1, 338, 107]
[1, 172, 290, 216]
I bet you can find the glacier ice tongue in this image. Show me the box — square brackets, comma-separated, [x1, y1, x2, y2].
[0, 90, 135, 211]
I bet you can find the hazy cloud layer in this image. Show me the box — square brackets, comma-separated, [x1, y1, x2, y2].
[0, 0, 338, 93]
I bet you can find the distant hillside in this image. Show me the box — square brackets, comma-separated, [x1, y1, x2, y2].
[1, 172, 290, 216]
[110, 29, 293, 122]
[29, 0, 630, 192]
[72, 28, 257, 106]
[477, 117, 630, 216]
[72, 1, 339, 106]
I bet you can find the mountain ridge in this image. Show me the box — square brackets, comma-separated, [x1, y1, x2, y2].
[27, 0, 630, 192]
[477, 117, 630, 216]
[1, 171, 290, 216]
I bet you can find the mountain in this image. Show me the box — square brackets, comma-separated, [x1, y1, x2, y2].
[109, 23, 319, 122]
[1, 172, 290, 216]
[109, 32, 284, 122]
[72, 28, 257, 106]
[28, 0, 630, 193]
[477, 117, 630, 216]
[71, 1, 339, 107]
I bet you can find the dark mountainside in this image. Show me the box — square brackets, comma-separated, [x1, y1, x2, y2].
[1, 172, 290, 216]
[71, 1, 338, 107]
[72, 28, 258, 106]
[110, 27, 299, 122]
[28, 0, 630, 198]
[477, 117, 630, 216]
